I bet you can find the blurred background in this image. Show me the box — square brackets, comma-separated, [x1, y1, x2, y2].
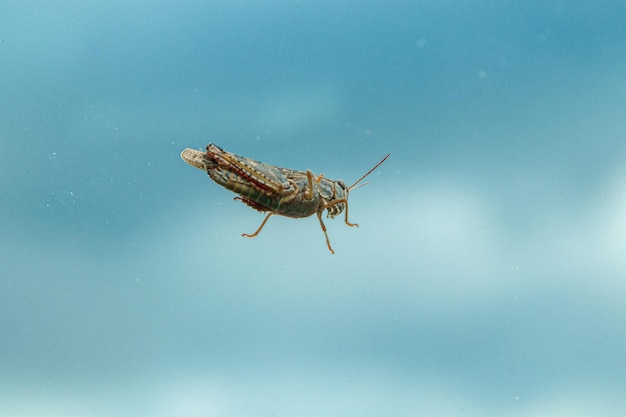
[1, 1, 625, 415]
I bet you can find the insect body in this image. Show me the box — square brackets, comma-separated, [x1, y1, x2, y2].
[181, 143, 389, 254]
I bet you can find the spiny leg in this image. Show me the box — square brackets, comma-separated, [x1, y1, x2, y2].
[304, 170, 325, 200]
[316, 211, 335, 255]
[304, 170, 315, 200]
[242, 212, 273, 238]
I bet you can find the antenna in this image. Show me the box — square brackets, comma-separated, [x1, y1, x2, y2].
[348, 154, 390, 191]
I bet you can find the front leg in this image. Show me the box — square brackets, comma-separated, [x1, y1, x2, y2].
[324, 198, 358, 227]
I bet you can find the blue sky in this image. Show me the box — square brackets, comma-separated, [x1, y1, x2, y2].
[1, 1, 625, 416]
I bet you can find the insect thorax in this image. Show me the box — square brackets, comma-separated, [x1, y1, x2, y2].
[323, 180, 347, 219]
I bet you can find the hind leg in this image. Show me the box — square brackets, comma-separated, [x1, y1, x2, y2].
[242, 213, 273, 238]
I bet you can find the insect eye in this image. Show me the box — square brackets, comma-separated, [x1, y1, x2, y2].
[337, 180, 347, 189]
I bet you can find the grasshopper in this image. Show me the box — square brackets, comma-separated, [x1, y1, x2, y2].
[181, 143, 389, 254]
